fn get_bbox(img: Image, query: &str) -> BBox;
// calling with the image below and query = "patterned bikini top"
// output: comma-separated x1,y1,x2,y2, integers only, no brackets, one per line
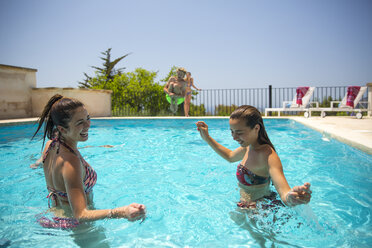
43,138,97,207
236,163,270,186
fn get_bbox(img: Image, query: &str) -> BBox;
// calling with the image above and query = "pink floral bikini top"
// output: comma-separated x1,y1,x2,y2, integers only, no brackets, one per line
43,138,97,207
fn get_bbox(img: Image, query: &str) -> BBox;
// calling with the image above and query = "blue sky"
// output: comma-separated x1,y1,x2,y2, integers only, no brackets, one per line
1,0,371,89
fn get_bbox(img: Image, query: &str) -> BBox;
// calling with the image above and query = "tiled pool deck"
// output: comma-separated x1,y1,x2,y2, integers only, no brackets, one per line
1,116,371,155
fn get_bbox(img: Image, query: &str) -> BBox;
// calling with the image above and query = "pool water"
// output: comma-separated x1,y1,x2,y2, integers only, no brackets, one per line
0,119,371,247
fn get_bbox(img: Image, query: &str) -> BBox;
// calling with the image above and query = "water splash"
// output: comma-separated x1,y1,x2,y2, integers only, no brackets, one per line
293,204,323,231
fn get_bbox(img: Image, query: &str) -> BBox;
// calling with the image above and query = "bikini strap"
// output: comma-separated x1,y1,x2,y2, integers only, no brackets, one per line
42,138,78,163
58,140,78,156
42,138,59,163
59,140,90,169
46,190,57,208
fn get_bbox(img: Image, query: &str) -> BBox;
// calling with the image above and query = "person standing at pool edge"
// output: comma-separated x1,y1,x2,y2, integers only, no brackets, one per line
163,67,187,113
196,105,311,208
32,94,146,226
184,71,201,117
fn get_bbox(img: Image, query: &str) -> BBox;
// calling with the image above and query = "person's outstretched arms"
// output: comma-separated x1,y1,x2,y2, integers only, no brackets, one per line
191,78,201,91
267,148,312,207
62,155,146,221
196,121,246,162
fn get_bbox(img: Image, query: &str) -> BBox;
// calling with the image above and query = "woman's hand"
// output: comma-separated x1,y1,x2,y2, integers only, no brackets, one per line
126,203,146,222
113,203,146,222
285,182,312,206
196,121,210,141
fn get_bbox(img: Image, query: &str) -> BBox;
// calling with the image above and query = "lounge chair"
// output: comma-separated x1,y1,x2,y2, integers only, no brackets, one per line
265,87,318,117
309,86,368,119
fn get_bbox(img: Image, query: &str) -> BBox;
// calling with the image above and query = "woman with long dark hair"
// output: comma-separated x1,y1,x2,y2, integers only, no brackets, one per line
33,94,146,228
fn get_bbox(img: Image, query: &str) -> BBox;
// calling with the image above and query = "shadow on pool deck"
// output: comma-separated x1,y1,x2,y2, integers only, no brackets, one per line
1,116,372,155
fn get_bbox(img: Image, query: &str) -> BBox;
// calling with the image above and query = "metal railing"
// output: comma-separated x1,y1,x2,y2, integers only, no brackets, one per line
112,85,369,116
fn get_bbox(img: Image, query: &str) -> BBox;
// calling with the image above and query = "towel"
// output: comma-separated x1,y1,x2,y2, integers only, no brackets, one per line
296,87,309,105
346,86,360,108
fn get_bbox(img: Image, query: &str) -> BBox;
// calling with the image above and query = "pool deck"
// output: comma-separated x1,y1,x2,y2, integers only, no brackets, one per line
1,116,371,155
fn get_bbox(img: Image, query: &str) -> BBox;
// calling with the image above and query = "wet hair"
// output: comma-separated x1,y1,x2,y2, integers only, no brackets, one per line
230,105,275,151
32,94,84,148
176,67,187,74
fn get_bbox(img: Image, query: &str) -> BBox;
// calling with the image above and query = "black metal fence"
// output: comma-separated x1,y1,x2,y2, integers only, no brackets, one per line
112,85,369,116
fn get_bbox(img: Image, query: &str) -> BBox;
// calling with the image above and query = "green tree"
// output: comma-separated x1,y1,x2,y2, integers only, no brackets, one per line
160,66,178,83
79,48,130,89
190,103,206,116
215,104,238,116
89,68,169,116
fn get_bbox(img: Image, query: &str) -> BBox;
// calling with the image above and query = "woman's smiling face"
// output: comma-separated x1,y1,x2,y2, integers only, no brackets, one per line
229,118,258,147
61,106,91,143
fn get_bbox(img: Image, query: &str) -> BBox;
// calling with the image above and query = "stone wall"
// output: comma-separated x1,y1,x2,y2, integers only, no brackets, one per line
0,64,37,119
0,64,112,119
31,88,112,117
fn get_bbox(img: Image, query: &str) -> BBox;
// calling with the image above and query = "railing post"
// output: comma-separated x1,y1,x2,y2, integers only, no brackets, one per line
269,85,272,108
268,85,272,116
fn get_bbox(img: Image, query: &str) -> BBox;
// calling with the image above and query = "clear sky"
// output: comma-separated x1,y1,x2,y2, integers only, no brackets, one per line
1,0,371,89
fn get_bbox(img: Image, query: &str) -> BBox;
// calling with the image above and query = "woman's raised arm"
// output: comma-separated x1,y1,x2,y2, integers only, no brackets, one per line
196,121,246,162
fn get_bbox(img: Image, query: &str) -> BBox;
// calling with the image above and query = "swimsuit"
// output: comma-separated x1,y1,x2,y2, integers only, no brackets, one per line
236,163,270,186
237,192,285,210
37,216,80,229
38,138,97,229
42,138,97,208
186,81,192,96
235,164,284,210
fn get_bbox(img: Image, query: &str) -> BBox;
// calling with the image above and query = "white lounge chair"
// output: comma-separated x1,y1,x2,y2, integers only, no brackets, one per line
265,87,318,117
309,86,368,119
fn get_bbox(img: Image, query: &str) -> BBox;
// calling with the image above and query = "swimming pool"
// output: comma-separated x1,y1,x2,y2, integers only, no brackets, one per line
0,119,371,247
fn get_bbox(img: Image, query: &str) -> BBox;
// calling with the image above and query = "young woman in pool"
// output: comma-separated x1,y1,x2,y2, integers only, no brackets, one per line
196,105,311,209
32,94,146,227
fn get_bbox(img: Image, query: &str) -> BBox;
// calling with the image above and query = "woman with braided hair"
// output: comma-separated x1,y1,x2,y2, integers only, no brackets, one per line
32,94,146,228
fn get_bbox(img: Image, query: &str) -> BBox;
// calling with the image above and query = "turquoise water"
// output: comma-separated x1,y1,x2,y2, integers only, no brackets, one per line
0,119,371,248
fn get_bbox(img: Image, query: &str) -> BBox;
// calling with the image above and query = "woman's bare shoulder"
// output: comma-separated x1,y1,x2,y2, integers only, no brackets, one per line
258,144,277,156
